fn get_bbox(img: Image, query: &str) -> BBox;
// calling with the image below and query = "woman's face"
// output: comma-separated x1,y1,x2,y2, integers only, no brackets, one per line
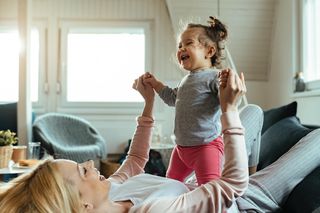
55,159,110,208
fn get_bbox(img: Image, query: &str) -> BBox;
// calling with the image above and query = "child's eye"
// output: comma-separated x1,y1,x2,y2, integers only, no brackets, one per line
186,41,193,45
83,167,87,174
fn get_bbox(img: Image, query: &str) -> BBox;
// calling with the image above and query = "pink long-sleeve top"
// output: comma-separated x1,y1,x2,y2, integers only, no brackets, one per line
108,112,248,213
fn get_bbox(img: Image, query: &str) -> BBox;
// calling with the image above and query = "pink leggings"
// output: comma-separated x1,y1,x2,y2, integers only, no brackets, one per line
166,136,224,185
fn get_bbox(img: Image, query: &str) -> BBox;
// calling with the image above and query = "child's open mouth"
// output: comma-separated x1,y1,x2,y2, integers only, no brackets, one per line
181,54,190,61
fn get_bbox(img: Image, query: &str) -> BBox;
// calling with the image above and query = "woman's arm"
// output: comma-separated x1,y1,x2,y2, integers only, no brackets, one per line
108,76,155,183
132,74,155,119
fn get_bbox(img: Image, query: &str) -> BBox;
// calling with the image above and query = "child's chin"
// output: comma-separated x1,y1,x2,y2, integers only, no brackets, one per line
180,64,190,70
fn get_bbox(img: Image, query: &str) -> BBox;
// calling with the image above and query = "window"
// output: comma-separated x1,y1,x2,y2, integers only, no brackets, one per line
301,0,320,86
0,27,40,102
67,30,145,102
60,21,152,109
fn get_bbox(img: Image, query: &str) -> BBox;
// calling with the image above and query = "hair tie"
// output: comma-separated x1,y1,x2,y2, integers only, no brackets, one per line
207,16,216,27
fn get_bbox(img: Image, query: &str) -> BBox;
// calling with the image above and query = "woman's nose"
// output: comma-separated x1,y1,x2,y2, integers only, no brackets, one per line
84,159,94,167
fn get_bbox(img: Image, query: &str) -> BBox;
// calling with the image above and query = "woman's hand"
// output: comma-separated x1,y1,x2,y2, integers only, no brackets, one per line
133,75,155,118
132,75,155,103
218,68,246,113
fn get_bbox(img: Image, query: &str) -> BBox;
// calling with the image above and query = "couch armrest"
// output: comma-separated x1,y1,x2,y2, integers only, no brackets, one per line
283,166,320,213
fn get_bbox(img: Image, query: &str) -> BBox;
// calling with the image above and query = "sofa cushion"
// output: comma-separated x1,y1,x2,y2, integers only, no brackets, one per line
258,116,313,170
262,101,297,134
284,166,320,213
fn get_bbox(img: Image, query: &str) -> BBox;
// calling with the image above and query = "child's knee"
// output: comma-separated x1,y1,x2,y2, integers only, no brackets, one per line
166,171,186,182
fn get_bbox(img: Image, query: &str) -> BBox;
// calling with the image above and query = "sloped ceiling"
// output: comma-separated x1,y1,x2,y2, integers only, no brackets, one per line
165,0,276,81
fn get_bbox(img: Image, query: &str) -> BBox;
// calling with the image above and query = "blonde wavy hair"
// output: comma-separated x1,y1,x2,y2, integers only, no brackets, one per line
0,160,84,213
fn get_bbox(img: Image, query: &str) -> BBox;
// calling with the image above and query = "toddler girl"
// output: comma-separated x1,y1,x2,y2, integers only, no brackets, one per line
144,16,228,185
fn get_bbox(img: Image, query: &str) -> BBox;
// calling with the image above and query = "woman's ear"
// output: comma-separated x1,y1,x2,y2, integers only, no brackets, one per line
83,203,94,211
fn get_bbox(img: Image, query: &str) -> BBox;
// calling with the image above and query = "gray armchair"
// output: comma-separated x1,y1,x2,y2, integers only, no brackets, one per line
32,113,107,168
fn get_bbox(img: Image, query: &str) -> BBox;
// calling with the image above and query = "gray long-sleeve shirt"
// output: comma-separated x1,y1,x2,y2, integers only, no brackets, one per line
158,68,221,146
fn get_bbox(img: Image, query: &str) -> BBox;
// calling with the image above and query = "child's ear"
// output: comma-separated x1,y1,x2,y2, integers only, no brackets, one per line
206,45,216,58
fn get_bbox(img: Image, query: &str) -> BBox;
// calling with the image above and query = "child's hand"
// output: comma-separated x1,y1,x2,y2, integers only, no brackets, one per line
219,69,246,113
143,72,157,87
143,72,165,93
143,72,152,79
218,68,230,89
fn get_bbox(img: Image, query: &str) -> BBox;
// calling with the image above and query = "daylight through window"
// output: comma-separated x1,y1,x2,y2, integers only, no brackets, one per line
66,29,145,102
302,0,320,82
0,29,39,102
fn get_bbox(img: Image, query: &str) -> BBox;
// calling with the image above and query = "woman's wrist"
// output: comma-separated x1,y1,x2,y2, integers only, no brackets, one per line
144,96,154,104
221,104,238,113
142,100,154,118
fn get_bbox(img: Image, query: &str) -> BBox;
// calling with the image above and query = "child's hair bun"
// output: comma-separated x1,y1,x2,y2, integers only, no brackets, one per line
207,16,228,41
207,16,216,27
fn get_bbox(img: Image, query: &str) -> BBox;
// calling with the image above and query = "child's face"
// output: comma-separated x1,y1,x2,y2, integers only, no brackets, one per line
176,27,214,71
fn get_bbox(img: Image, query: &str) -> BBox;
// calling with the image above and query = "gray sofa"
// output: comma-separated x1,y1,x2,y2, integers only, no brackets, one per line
258,101,320,213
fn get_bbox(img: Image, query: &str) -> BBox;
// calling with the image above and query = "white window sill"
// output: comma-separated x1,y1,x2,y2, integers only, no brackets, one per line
291,89,320,98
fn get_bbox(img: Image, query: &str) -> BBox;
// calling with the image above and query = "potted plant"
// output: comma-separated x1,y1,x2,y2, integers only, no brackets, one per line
0,130,18,168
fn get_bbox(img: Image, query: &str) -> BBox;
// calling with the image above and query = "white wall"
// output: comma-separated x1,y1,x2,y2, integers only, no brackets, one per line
267,0,320,125
245,81,268,108
295,96,320,125
266,0,295,109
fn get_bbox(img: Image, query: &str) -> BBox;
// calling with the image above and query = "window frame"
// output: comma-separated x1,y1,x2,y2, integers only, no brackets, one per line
0,19,47,108
58,20,153,114
31,20,47,109
299,0,320,91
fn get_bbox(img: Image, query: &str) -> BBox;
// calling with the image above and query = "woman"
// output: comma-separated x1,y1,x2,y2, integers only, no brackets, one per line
1,70,319,213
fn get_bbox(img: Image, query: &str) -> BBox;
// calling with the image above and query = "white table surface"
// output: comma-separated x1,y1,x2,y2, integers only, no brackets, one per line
150,142,175,150
0,161,32,175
